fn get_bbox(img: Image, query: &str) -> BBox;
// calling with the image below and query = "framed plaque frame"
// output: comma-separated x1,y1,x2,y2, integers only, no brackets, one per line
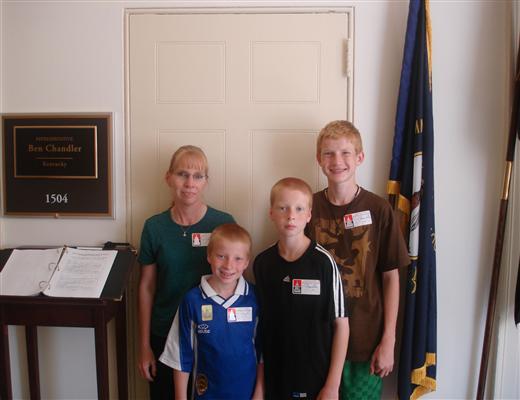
2,113,113,217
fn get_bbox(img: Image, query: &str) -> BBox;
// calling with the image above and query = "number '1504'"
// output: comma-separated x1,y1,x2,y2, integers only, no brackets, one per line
45,194,69,204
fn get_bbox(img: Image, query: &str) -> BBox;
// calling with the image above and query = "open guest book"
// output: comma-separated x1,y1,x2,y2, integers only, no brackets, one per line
0,247,117,298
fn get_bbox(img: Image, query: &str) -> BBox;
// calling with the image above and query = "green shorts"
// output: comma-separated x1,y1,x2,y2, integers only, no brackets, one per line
340,361,382,400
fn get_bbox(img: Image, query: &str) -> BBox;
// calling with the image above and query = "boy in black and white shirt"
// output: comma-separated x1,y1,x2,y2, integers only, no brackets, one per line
254,177,349,400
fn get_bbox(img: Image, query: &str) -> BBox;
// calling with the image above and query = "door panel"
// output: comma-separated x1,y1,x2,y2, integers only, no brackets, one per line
130,12,350,252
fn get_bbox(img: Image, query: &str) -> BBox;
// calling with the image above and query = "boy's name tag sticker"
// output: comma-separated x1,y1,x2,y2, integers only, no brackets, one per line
344,210,372,229
292,279,320,295
227,307,253,322
192,233,211,247
201,305,213,321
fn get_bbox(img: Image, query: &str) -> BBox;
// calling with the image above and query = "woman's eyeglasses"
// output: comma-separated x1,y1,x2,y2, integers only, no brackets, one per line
175,171,207,181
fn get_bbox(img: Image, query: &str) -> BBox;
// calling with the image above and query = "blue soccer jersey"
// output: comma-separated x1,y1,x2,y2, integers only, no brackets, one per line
160,275,260,399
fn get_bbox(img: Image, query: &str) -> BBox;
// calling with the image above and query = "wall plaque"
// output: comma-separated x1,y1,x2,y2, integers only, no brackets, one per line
2,114,112,217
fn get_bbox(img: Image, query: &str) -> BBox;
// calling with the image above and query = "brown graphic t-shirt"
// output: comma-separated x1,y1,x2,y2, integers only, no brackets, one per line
307,188,410,362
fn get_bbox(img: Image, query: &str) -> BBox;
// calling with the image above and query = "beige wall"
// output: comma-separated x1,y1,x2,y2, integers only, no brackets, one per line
0,1,514,398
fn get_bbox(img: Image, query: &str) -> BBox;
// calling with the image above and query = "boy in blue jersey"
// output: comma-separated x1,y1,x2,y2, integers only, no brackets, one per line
254,177,349,400
160,223,263,399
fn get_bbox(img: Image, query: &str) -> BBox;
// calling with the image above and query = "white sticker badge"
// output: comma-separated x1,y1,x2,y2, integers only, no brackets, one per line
227,307,253,322
343,210,372,230
192,233,211,247
292,279,320,295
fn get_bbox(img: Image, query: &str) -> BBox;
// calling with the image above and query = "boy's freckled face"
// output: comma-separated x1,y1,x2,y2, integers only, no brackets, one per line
207,239,250,286
270,188,312,238
318,137,364,185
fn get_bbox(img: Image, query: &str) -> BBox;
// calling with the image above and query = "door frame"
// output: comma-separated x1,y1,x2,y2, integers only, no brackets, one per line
123,6,354,397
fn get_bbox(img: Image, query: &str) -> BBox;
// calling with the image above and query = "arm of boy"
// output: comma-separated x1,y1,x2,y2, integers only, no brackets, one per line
174,369,190,400
160,297,196,395
138,263,157,382
317,317,349,400
370,268,399,377
252,362,265,400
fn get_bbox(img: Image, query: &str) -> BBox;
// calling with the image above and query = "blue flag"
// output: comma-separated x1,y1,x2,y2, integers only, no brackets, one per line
387,0,437,399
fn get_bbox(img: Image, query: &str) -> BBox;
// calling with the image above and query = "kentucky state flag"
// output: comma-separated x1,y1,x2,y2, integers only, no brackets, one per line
387,0,437,399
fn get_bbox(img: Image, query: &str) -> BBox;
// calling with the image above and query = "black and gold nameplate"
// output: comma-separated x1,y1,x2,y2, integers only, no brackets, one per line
2,114,112,217
14,126,98,179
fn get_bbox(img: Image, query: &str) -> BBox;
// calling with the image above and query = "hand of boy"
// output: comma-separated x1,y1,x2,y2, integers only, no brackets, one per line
138,346,157,382
317,384,339,400
369,337,395,378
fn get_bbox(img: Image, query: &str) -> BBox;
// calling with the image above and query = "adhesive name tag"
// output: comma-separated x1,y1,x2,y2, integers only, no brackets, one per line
192,233,211,247
292,279,320,295
343,210,372,229
227,307,252,322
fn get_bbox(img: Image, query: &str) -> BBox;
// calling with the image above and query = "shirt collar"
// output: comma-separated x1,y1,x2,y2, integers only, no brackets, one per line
199,274,248,308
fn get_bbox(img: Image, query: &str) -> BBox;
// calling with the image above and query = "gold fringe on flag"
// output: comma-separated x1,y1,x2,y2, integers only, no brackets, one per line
410,352,437,400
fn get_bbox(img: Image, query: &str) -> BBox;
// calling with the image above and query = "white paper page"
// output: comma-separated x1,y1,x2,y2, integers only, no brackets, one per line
43,248,117,298
0,248,63,296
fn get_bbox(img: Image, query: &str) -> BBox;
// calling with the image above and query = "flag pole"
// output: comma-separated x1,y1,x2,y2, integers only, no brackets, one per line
476,36,520,400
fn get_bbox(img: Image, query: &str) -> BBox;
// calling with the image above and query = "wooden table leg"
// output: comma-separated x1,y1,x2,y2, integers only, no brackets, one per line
115,295,128,399
0,324,12,400
94,311,109,400
25,326,40,400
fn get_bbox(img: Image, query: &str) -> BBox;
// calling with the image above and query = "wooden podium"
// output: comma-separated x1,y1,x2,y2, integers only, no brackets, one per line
0,247,135,400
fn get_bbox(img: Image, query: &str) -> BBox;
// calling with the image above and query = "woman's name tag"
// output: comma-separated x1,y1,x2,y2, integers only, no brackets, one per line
192,233,211,247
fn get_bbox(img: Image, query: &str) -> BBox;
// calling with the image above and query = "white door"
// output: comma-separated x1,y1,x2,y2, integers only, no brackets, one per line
127,10,352,397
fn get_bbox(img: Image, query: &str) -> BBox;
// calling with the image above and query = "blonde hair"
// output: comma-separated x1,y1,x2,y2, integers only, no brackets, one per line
316,120,363,156
167,145,208,176
207,223,252,257
270,177,313,208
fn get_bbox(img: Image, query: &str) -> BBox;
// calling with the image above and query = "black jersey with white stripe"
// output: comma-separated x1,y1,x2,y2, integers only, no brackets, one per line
253,240,347,399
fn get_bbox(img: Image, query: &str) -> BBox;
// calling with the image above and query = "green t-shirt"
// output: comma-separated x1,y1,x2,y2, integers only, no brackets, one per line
138,207,235,337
